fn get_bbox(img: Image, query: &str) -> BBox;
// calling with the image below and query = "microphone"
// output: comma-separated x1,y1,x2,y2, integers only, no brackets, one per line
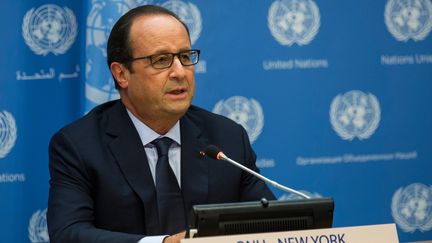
204,145,311,199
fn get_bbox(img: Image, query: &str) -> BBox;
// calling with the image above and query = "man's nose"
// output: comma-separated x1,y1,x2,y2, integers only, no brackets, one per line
169,56,186,79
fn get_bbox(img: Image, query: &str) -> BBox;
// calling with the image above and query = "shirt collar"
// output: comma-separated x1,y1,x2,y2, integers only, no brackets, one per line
126,109,181,146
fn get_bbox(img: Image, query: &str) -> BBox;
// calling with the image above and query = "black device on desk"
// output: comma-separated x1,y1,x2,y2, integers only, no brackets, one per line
187,197,334,238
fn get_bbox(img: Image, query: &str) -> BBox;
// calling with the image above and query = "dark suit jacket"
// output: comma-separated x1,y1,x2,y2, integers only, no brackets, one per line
47,100,275,243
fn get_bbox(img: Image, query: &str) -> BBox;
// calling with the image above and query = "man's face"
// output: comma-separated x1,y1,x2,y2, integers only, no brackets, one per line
119,14,195,124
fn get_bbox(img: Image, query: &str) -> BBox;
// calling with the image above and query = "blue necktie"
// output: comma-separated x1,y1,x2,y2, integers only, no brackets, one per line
152,137,186,234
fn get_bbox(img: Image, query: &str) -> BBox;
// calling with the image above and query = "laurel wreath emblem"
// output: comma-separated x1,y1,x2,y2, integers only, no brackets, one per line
0,111,17,159
28,209,49,243
187,2,202,45
384,0,432,42
330,91,380,141
22,5,78,56
162,0,202,45
268,0,320,46
213,96,264,144
391,184,432,233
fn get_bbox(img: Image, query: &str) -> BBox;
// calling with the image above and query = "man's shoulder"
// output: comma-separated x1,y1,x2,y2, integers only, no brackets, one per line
56,100,120,136
185,105,242,130
187,105,229,122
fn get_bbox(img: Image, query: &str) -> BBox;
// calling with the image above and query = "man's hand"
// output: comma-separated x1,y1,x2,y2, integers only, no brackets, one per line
163,231,186,243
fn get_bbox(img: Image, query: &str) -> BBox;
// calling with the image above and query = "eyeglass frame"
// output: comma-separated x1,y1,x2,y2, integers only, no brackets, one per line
124,49,201,69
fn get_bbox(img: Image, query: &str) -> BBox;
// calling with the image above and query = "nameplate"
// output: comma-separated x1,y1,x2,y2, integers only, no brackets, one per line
182,223,399,243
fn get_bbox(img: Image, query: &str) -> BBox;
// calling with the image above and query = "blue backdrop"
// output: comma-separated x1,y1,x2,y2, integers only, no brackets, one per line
1,0,431,242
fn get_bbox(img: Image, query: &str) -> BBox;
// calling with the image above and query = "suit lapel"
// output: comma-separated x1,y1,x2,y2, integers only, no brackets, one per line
180,112,209,221
105,101,160,234
105,102,210,232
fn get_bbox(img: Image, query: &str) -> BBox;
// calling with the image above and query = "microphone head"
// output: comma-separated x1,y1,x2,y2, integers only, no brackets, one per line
204,145,222,160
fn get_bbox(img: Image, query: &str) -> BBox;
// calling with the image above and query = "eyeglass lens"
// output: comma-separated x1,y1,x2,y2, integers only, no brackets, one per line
151,50,199,69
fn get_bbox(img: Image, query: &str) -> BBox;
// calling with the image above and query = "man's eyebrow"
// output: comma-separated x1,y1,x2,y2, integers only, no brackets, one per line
148,47,193,55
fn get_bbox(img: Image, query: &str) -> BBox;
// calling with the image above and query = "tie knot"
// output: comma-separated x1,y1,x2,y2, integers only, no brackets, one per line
152,137,173,157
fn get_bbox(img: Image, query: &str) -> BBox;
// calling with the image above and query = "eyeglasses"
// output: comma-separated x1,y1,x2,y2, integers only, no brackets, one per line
126,49,200,69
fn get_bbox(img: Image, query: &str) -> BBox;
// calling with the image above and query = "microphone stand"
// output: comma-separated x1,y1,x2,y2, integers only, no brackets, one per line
218,153,311,199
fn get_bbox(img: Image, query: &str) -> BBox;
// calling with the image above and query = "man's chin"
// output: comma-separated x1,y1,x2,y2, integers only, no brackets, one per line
165,103,191,117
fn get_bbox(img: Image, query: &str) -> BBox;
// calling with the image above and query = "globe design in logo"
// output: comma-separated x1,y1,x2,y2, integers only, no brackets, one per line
28,209,49,243
330,90,381,141
268,0,320,46
85,1,152,110
0,111,17,159
213,96,264,144
22,4,77,56
162,0,202,45
385,0,432,41
392,183,432,233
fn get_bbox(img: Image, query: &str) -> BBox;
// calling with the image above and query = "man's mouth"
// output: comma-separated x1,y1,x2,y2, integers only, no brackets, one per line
166,88,188,99
169,89,185,95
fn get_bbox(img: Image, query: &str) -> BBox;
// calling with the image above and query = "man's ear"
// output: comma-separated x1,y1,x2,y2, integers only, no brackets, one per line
110,62,129,89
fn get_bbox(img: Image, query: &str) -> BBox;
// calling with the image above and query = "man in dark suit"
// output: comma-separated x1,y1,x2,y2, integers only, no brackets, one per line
47,5,275,243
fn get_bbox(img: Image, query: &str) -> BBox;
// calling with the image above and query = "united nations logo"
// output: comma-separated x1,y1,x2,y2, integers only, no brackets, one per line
22,4,77,56
28,208,49,243
391,183,432,233
162,0,202,45
268,0,320,46
213,96,264,144
85,1,152,109
385,0,432,42
330,90,380,141
0,111,17,159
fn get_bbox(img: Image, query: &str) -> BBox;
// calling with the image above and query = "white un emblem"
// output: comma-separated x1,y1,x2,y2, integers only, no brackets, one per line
213,96,264,144
22,4,77,56
85,1,152,107
0,111,17,159
162,0,202,45
385,0,432,42
28,209,49,243
391,183,432,233
330,90,381,141
268,0,320,46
